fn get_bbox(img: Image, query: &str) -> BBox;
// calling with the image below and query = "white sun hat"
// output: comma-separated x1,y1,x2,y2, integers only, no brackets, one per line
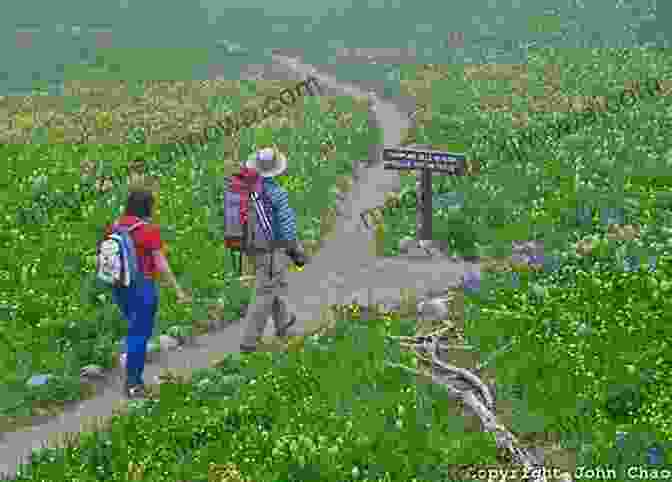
245,146,288,177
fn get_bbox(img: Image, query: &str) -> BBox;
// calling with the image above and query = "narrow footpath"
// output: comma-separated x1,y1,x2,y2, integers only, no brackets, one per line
0,53,470,479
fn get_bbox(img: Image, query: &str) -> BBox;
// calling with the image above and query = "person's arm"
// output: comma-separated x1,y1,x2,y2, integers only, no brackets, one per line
142,224,188,300
270,183,306,266
273,189,297,242
153,250,187,298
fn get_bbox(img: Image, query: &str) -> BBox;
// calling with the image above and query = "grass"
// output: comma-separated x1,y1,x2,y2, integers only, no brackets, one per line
391,48,672,263
375,47,672,466
5,313,503,482
3,47,672,479
0,83,372,435
6,293,668,480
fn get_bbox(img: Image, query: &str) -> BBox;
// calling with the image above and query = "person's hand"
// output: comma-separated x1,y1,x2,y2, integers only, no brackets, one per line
287,248,307,268
176,290,192,304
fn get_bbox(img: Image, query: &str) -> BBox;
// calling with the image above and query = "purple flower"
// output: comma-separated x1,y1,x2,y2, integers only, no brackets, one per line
511,240,546,270
462,270,481,294
623,255,637,272
529,252,545,267
601,206,625,226
615,431,628,449
648,445,664,466
648,255,658,272
615,432,664,466
509,272,520,289
576,204,593,227
26,374,53,387
622,255,658,273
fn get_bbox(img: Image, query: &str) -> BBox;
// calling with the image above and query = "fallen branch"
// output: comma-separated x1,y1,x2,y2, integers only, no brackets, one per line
385,333,552,482
426,338,495,410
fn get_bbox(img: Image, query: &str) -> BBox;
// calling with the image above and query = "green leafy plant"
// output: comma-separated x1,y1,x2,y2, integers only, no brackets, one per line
0,93,368,429
8,317,499,481
4,49,672,480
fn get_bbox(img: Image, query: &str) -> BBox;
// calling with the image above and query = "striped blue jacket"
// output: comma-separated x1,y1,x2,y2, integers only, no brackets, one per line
262,177,297,241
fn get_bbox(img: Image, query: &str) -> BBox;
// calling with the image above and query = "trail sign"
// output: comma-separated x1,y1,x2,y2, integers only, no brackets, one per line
383,146,466,174
383,145,467,241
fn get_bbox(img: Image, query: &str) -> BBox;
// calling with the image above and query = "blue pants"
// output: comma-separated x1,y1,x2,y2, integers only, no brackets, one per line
112,277,158,386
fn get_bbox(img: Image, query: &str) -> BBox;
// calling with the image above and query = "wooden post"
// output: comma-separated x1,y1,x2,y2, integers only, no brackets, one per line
421,167,432,241
416,170,423,241
384,145,466,243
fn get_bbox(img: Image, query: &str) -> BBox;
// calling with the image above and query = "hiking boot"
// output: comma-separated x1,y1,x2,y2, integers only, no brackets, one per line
125,383,147,399
275,314,297,337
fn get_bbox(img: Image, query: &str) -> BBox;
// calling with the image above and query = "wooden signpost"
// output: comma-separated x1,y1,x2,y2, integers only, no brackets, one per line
383,145,467,241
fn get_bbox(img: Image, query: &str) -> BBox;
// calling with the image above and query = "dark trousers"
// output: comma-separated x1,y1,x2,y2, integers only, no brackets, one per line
112,276,158,386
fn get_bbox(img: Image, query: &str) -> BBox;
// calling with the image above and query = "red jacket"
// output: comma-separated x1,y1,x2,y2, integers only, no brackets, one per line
104,215,163,279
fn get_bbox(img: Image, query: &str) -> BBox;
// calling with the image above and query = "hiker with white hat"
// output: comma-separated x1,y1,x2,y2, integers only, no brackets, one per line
232,144,307,351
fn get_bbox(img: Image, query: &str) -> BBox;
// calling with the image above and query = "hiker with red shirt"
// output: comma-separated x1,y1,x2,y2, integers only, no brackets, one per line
104,186,191,398
104,215,163,279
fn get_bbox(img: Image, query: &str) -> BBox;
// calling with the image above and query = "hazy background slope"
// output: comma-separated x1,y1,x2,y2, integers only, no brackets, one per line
1,0,662,97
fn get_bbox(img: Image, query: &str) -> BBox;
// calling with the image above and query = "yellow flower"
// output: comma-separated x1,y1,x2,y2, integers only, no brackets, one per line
14,113,34,130
48,126,67,143
208,462,249,482
95,111,114,130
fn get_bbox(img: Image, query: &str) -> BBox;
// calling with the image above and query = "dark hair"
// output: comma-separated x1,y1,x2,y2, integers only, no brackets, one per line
124,188,154,219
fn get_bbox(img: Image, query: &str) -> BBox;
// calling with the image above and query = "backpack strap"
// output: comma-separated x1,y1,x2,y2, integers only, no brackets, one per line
251,191,273,240
112,220,146,233
127,221,146,232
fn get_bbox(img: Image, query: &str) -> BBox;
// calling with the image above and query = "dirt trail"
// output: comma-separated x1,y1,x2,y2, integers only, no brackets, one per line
0,53,471,480
267,54,469,332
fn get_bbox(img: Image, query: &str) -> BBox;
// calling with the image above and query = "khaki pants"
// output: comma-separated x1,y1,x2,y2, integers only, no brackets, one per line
241,250,293,347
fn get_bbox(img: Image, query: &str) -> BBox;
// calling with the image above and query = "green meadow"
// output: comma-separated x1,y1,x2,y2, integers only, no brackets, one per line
1,48,671,480
0,90,372,438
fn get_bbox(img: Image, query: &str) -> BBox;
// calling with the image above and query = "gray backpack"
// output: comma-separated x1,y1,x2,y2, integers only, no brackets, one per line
96,221,146,288
223,170,274,256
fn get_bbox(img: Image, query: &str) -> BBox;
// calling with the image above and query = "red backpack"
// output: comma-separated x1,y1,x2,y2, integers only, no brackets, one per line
223,167,274,253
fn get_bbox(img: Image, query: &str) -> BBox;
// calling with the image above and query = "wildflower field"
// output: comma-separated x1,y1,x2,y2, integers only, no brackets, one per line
7,313,505,482
379,48,672,469
2,48,672,481
0,85,372,436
